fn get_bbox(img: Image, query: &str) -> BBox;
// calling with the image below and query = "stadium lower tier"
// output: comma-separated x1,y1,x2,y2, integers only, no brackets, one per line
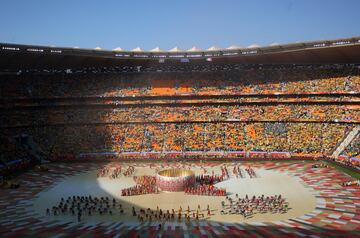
2,122,355,157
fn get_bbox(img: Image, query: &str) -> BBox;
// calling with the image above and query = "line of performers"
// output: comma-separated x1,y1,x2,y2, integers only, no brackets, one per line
133,205,212,222
97,165,135,179
221,194,288,218
97,165,122,179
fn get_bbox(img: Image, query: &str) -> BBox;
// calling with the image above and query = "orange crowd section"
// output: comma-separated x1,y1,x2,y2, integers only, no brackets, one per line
2,123,354,158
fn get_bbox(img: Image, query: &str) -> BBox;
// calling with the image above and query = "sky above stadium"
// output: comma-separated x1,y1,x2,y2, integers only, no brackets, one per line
1,0,360,50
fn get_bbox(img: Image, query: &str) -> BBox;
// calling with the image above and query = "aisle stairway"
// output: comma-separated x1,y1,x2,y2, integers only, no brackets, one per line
332,126,360,156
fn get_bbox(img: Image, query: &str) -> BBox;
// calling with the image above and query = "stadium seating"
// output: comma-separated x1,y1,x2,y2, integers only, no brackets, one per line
1,64,359,162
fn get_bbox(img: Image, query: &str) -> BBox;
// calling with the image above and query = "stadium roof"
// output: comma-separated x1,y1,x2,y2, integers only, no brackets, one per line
112,47,124,52
247,44,261,48
169,47,183,52
227,45,242,50
207,46,222,51
0,36,360,69
187,46,203,52
150,47,164,52
131,47,144,52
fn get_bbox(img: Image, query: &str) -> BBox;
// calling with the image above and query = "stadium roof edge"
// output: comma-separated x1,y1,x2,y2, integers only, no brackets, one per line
1,36,359,55
1,36,360,68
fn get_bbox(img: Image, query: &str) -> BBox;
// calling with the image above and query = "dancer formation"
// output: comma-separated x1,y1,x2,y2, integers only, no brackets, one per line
45,164,290,222
45,193,290,222
45,195,217,223
45,195,125,222
114,164,261,197
121,176,159,196
119,165,257,197
120,166,229,196
221,194,289,218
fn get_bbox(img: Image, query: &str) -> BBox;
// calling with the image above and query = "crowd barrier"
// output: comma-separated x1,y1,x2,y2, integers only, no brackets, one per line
49,151,308,162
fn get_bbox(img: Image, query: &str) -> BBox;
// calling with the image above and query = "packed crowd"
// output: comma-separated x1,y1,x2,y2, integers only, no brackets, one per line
184,184,226,196
3,104,358,128
133,175,157,187
2,123,355,158
220,194,289,218
195,174,224,185
121,184,159,196
1,64,358,170
121,175,158,196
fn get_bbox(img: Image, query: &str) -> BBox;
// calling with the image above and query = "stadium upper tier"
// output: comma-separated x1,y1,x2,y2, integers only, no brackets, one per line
0,36,360,69
1,65,359,99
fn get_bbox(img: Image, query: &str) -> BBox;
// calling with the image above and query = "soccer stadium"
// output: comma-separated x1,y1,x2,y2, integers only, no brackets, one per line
0,1,360,238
